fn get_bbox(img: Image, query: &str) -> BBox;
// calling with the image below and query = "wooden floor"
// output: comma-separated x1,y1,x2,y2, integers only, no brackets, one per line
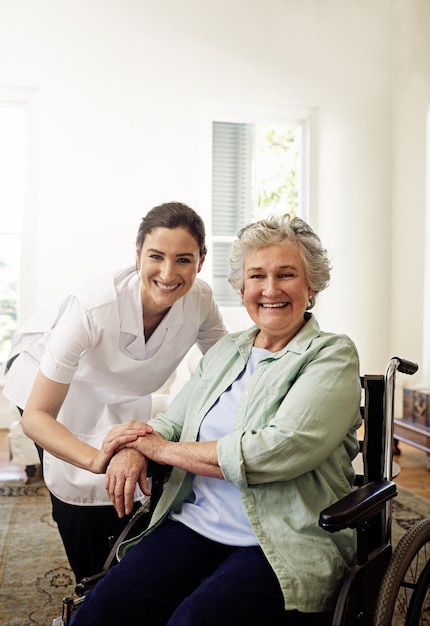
392,441,430,500
0,428,428,500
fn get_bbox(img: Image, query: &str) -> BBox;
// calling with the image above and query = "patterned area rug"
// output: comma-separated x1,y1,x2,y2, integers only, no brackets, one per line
0,481,74,626
0,480,429,626
392,484,430,545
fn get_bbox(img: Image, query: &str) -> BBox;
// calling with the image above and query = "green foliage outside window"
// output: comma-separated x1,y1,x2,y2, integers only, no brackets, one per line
254,124,300,219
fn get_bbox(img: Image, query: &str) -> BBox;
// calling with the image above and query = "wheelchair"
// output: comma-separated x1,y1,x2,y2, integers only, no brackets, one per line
53,356,429,626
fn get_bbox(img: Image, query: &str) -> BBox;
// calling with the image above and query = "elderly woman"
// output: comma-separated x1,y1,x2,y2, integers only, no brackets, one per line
72,214,362,626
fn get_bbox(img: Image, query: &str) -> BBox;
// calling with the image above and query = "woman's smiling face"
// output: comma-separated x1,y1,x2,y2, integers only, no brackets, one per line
241,242,314,348
138,227,204,314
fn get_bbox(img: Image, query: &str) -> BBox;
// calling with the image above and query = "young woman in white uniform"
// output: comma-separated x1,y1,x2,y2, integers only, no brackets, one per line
3,201,226,582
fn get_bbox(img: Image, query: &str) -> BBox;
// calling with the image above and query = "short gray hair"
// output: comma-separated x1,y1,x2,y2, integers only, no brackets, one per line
228,213,331,309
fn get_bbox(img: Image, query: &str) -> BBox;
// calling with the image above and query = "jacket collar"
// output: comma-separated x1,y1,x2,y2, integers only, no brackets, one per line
233,312,320,359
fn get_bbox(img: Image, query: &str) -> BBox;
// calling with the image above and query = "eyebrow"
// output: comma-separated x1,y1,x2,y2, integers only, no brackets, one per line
147,248,195,258
246,264,298,273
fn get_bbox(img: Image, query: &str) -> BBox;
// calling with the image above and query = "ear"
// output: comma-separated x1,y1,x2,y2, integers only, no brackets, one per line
197,252,206,273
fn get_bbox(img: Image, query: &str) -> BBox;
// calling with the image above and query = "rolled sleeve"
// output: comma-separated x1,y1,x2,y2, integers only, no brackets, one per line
217,431,248,488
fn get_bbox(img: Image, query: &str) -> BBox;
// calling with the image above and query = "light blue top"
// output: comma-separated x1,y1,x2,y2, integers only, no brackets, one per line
118,313,362,612
170,346,271,545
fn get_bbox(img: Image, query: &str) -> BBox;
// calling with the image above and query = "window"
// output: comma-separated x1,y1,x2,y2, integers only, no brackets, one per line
0,90,36,369
0,105,26,366
209,105,314,306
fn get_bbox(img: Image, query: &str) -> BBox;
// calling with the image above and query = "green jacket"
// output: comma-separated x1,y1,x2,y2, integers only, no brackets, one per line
118,314,362,612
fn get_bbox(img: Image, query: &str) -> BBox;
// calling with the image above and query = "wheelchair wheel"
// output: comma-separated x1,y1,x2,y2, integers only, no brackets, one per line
373,518,430,626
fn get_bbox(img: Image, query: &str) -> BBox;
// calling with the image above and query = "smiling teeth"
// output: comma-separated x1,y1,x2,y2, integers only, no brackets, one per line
262,303,287,308
156,282,178,291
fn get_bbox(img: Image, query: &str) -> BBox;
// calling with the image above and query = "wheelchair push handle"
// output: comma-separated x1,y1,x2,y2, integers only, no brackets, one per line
392,357,419,376
384,356,419,482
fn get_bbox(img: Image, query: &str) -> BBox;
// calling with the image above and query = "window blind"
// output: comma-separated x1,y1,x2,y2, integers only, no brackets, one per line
211,122,252,305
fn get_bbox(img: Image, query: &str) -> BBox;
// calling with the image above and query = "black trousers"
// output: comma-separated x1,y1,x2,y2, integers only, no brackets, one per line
50,492,142,583
16,404,141,583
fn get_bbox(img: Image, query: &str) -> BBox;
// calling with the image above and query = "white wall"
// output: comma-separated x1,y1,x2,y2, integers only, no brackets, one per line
0,0,428,386
390,0,430,385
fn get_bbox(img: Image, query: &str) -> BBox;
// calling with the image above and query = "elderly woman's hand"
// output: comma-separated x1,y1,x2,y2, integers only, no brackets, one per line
123,430,168,463
87,422,150,477
96,421,153,516
105,448,151,518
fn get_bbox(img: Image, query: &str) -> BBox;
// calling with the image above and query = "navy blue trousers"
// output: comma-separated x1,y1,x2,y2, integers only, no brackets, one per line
70,519,333,626
71,519,290,625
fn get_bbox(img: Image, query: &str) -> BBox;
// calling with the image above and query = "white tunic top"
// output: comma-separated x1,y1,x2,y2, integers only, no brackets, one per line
3,266,226,505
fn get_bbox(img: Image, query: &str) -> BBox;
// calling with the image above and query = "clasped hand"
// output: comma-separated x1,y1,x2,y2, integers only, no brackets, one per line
101,421,166,518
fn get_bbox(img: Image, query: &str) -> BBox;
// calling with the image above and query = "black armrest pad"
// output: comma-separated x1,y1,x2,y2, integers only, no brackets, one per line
147,460,172,478
319,480,397,532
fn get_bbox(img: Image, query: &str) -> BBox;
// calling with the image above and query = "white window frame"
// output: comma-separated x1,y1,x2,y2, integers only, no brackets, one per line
198,101,318,327
0,87,38,332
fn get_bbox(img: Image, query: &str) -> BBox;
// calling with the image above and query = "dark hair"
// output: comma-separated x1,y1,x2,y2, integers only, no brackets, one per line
136,202,207,257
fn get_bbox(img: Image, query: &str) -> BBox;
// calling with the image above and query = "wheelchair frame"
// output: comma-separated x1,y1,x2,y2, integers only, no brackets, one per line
54,357,429,626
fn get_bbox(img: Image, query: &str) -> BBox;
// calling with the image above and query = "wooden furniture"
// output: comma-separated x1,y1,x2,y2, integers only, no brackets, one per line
394,387,430,472
393,418,430,471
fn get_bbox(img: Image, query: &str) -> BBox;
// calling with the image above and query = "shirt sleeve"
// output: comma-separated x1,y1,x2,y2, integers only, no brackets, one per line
40,295,93,384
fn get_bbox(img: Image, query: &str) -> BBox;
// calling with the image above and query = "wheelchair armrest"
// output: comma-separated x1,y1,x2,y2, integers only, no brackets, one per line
319,480,397,532
147,460,173,479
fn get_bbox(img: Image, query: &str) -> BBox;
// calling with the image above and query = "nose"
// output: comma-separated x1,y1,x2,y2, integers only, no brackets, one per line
159,259,175,282
262,276,281,296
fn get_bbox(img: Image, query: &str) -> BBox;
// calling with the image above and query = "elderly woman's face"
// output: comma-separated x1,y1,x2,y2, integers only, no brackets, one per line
241,242,314,345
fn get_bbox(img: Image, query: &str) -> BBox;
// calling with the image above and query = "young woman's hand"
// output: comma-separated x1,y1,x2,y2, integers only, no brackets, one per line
102,420,153,450
90,421,153,476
